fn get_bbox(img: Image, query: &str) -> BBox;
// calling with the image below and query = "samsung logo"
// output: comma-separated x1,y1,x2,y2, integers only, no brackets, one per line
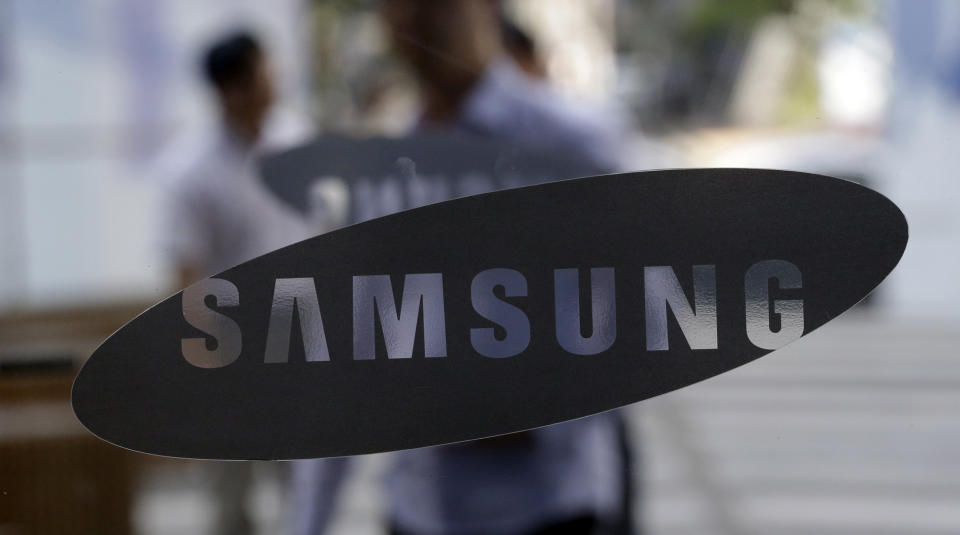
73,170,907,460
181,259,803,369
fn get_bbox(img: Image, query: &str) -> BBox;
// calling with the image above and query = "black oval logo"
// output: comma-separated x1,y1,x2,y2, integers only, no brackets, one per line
72,169,907,460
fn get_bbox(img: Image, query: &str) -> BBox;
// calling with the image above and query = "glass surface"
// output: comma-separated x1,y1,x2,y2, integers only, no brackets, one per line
1,1,958,534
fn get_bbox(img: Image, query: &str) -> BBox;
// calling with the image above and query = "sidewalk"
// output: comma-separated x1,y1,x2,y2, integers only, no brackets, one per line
637,313,960,535
135,313,960,535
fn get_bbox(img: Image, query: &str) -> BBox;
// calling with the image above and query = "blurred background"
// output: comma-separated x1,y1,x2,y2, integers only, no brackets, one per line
1,0,958,533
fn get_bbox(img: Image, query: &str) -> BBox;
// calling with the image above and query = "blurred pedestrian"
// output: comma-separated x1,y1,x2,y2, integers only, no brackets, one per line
158,30,310,535
290,2,634,535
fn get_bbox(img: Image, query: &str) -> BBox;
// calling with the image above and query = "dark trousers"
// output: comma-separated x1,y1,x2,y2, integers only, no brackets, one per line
390,416,639,535
390,514,597,535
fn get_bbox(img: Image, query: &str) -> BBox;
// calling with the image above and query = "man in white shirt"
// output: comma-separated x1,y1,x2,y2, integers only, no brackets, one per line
158,31,310,535
160,31,309,287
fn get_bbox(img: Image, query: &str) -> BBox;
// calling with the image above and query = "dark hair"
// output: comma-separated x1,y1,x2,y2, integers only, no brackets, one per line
501,18,535,56
201,31,262,91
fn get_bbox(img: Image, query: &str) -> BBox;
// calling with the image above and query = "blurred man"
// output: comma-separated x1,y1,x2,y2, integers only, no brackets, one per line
161,31,308,287
379,0,619,168
159,30,309,535
291,2,633,535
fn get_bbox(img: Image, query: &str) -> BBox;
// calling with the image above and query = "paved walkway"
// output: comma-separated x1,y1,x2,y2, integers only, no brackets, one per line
636,313,960,535
137,313,960,535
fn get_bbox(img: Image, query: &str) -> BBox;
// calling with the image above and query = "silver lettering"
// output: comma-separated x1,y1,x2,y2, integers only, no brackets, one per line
353,274,447,360
745,260,804,349
645,265,718,351
264,278,330,363
554,268,617,355
470,269,530,358
181,278,242,368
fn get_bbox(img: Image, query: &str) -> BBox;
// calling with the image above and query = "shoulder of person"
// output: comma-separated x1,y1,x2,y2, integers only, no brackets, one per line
474,60,625,169
502,61,621,135
152,125,219,177
154,130,230,198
